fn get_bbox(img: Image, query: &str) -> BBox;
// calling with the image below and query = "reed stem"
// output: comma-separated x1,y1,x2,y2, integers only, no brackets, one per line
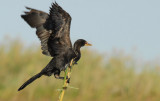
58,59,73,101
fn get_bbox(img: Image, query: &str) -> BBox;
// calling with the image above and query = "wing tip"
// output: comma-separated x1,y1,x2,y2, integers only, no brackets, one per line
25,6,31,10
21,6,32,16
51,1,60,9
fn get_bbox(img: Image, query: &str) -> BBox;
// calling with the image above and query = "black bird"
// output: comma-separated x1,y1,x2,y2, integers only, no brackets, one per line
18,2,91,91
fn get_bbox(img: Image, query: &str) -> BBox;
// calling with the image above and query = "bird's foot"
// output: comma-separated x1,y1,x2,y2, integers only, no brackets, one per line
67,78,70,83
74,62,78,65
66,76,69,79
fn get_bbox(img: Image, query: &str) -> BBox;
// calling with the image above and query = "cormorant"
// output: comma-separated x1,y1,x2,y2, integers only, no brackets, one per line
18,2,91,91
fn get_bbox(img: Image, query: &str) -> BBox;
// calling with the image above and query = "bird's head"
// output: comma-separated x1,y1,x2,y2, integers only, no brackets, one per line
74,39,92,51
73,39,92,63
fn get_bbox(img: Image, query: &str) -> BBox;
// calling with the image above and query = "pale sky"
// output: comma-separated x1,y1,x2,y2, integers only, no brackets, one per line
0,0,160,61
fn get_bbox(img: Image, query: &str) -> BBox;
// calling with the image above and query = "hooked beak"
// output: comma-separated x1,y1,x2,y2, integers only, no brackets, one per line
85,42,92,46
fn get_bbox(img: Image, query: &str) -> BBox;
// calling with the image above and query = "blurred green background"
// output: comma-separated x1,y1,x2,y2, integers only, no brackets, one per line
1,38,160,101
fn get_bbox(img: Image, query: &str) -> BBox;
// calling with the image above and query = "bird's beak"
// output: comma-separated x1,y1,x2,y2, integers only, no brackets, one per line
85,42,92,46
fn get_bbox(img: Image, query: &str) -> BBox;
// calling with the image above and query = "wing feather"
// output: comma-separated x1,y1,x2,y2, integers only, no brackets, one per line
21,7,51,56
44,2,72,56
21,2,72,57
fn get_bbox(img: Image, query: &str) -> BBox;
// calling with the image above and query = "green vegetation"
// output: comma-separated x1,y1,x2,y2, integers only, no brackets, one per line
1,39,160,101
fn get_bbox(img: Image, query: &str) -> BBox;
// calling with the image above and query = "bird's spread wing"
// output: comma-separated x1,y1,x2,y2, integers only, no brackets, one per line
44,3,72,56
21,7,51,56
21,2,72,57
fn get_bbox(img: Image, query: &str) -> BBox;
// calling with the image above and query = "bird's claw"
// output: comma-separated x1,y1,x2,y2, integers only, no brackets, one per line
67,78,70,83
66,76,69,79
74,62,78,65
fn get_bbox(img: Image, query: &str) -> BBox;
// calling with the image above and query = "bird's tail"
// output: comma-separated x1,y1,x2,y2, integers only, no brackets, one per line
18,72,43,91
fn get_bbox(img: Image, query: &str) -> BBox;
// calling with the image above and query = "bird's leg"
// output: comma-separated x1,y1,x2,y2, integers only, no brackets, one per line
54,58,74,82
74,62,78,65
54,74,64,80
54,74,69,79
54,70,64,80
54,74,70,82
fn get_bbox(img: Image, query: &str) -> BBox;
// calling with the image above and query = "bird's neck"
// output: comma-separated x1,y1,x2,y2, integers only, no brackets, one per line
73,45,81,62
74,45,81,55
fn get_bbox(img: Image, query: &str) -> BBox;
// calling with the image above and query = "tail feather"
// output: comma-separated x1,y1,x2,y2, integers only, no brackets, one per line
18,73,42,91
